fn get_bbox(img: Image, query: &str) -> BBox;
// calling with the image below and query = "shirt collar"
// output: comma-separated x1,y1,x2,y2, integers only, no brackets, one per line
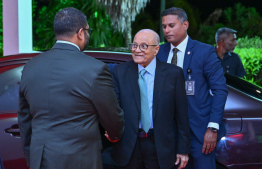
56,40,80,51
170,35,188,53
138,57,156,75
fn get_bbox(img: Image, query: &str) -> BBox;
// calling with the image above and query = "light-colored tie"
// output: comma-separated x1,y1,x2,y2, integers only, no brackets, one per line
171,48,179,65
138,69,151,133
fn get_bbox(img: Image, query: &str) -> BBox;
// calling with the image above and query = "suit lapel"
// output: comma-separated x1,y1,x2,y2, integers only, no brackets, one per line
183,37,194,78
152,59,167,118
128,61,141,113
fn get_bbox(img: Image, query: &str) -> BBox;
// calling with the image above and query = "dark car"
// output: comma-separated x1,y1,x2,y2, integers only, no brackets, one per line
0,52,262,169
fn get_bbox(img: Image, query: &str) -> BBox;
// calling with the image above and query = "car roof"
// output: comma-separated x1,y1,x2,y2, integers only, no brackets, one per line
1,51,262,101
0,51,132,73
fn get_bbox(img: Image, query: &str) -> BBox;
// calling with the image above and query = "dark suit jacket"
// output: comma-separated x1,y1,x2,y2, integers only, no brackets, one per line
18,43,124,169
111,59,190,169
156,37,228,143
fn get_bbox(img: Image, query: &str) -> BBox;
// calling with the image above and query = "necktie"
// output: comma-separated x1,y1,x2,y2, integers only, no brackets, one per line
171,48,179,65
138,69,151,133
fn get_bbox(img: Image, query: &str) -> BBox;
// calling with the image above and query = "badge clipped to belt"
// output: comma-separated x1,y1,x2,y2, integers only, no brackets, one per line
185,68,195,95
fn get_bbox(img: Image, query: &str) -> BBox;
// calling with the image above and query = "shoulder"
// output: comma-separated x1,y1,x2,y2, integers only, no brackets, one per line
158,42,170,52
157,59,183,73
189,39,217,62
114,60,134,70
190,39,215,51
230,52,241,59
159,42,170,48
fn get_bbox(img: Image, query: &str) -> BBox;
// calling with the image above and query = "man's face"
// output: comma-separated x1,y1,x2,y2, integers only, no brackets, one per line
132,32,159,68
223,33,237,52
162,15,188,47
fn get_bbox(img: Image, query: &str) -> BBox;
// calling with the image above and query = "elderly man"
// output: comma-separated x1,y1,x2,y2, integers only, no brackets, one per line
215,27,246,77
109,29,190,169
156,7,228,169
18,7,124,169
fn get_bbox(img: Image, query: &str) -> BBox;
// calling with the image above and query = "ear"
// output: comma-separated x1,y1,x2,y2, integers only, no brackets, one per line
76,28,85,40
217,41,223,47
183,21,189,31
154,45,160,56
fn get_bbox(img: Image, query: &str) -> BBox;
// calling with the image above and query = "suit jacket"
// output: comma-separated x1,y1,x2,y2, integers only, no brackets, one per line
111,59,190,169
156,37,228,143
18,43,124,169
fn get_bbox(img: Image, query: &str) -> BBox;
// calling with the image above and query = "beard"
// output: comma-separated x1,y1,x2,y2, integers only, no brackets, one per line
82,32,89,51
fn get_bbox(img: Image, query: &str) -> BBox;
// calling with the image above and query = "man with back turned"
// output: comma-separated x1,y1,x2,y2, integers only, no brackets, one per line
18,7,124,169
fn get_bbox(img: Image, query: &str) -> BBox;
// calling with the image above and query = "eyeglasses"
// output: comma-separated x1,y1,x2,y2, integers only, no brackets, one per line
83,28,92,35
129,43,158,52
76,28,92,35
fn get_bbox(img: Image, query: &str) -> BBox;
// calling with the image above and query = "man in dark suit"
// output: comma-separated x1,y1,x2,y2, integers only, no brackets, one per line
0,155,3,169
18,7,124,169
156,7,228,169
109,29,190,169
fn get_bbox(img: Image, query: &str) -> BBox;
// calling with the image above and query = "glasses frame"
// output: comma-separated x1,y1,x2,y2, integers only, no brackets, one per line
129,43,158,52
76,28,92,35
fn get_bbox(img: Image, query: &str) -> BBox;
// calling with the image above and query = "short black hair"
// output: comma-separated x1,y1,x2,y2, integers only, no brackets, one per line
215,27,237,43
54,7,88,38
161,7,188,23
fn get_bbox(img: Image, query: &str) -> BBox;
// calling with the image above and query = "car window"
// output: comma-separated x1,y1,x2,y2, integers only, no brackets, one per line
0,66,23,113
225,73,262,100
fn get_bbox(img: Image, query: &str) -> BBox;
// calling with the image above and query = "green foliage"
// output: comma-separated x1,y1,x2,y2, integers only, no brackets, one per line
33,0,125,50
197,23,224,45
234,36,262,86
237,36,262,49
234,47,262,86
198,3,262,45
223,3,262,38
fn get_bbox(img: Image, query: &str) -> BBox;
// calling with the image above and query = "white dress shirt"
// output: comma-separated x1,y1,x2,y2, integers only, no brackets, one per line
167,35,189,69
56,40,80,51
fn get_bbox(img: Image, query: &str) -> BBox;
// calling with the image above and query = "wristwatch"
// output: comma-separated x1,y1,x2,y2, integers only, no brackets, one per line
208,127,218,132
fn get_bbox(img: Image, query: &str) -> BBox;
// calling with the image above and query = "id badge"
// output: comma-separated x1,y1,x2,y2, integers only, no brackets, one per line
185,81,195,95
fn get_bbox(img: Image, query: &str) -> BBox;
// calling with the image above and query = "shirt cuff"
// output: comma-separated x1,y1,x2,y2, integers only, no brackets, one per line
207,122,219,130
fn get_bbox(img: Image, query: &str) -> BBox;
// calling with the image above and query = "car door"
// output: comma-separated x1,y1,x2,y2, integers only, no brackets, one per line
0,65,29,169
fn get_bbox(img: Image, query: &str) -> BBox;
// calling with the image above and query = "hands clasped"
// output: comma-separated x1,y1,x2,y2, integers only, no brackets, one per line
104,131,120,143
175,154,189,169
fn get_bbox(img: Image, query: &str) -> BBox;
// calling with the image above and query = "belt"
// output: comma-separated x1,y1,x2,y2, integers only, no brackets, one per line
138,129,154,138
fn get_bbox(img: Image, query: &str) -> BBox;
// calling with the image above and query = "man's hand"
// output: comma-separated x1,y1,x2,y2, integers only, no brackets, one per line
202,129,217,154
104,131,119,143
175,154,189,169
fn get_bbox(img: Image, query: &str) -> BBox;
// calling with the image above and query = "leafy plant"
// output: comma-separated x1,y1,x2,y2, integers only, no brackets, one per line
234,47,262,86
237,36,262,49
198,3,262,45
33,0,125,51
223,3,262,38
